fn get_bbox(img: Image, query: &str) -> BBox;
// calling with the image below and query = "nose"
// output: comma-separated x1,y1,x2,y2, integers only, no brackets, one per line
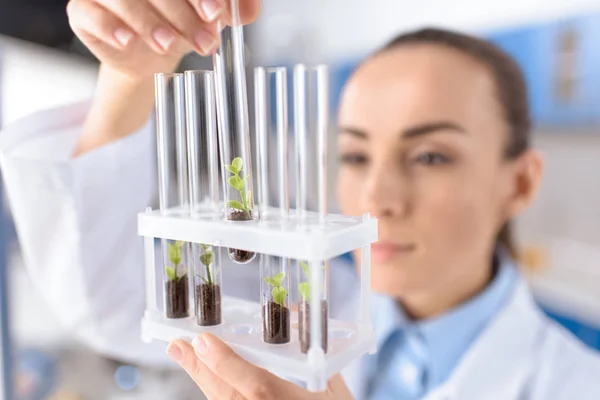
363,162,409,219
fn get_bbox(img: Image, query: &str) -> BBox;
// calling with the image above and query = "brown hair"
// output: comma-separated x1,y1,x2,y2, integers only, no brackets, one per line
376,27,531,258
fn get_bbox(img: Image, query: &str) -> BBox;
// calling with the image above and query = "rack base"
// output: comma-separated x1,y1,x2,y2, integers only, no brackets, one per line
141,296,376,391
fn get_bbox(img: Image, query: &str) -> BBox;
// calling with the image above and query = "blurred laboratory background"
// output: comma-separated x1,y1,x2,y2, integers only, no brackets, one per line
2,0,600,398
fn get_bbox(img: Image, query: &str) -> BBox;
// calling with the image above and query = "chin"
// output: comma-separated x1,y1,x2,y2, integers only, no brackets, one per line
369,263,414,297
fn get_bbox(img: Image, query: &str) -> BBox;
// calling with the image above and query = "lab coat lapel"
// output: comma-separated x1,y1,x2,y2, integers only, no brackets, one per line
424,279,546,400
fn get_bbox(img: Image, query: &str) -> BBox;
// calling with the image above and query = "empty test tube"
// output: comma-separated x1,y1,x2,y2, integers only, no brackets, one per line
155,73,190,319
255,67,291,344
255,67,290,216
185,70,222,326
293,65,330,353
294,64,329,222
214,0,256,264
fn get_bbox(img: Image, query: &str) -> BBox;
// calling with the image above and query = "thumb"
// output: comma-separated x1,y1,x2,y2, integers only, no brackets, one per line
324,374,353,398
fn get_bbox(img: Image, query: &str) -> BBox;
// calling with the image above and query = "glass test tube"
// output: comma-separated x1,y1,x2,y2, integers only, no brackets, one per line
185,70,222,326
255,67,291,344
213,0,256,264
294,65,330,353
155,73,190,319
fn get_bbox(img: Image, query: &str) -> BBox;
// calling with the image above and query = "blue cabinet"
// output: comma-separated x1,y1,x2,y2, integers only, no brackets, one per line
488,14,600,128
330,12,600,129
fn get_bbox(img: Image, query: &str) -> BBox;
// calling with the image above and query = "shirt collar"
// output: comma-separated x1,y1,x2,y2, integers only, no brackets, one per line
370,246,519,386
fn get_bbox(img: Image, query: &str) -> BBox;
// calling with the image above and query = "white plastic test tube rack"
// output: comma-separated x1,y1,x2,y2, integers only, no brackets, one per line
139,208,378,390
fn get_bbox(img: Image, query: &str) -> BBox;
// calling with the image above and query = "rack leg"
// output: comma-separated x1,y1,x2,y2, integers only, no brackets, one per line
306,374,326,392
144,228,157,313
360,242,371,325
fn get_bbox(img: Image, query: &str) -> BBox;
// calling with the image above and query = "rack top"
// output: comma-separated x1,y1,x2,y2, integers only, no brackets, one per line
138,206,377,261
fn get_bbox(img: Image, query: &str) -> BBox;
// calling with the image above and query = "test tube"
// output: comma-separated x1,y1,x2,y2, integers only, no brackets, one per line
255,66,291,344
213,0,256,264
185,70,222,326
155,73,190,319
294,65,330,353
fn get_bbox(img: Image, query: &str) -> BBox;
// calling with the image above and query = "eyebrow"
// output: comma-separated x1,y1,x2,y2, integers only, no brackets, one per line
339,121,467,139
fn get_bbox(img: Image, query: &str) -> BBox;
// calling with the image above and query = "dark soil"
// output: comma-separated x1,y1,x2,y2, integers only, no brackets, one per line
165,276,189,319
228,209,252,221
196,283,222,326
227,209,255,263
262,301,290,344
299,300,328,353
228,248,256,263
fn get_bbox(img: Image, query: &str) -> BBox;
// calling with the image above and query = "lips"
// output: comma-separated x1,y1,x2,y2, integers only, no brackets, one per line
371,241,416,263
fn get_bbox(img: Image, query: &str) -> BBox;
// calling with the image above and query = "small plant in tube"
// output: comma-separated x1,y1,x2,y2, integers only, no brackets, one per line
298,261,325,301
198,244,217,285
298,261,311,301
225,157,252,219
298,261,328,353
264,271,287,306
165,241,187,282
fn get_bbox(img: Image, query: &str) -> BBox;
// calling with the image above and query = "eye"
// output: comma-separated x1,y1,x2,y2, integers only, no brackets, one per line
414,152,451,166
340,153,369,165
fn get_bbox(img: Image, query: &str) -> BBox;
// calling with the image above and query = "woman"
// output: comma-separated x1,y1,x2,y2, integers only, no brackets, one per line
1,1,599,399
164,28,600,399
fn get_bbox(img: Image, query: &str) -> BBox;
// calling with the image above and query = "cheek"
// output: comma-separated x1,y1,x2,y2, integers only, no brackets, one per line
336,169,364,216
416,170,498,253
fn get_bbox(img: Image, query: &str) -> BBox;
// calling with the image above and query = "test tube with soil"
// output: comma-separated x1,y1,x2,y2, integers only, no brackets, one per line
213,1,256,264
184,70,222,326
155,72,190,319
294,65,330,352
194,244,222,326
261,255,291,344
255,66,291,344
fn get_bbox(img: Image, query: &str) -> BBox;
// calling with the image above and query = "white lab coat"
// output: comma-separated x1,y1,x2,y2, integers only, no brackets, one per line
1,102,600,399
341,277,600,399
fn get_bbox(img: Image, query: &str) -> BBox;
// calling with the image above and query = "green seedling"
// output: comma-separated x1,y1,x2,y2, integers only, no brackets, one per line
165,241,187,282
264,271,287,307
198,244,217,286
298,261,325,301
225,157,252,217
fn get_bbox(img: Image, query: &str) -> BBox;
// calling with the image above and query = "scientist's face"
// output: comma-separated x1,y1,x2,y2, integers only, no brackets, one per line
337,44,539,304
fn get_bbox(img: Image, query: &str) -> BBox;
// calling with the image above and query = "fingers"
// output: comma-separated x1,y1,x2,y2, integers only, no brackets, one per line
236,0,262,25
94,0,183,54
68,0,260,59
170,334,347,400
187,0,226,23
67,0,134,50
191,333,296,400
148,0,220,54
219,0,262,26
167,340,244,400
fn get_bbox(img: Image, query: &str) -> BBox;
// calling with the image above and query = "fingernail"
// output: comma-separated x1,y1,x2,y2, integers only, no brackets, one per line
114,28,134,47
195,29,217,53
192,335,208,356
201,0,223,22
167,343,183,363
153,27,175,51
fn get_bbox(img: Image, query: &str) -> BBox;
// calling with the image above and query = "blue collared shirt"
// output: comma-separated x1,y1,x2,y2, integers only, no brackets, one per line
363,250,518,399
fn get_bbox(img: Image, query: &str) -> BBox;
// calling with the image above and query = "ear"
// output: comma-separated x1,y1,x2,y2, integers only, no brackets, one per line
503,149,544,219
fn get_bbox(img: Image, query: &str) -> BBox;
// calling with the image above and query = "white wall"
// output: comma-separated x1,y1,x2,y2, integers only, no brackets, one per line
254,0,600,63
517,131,600,245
